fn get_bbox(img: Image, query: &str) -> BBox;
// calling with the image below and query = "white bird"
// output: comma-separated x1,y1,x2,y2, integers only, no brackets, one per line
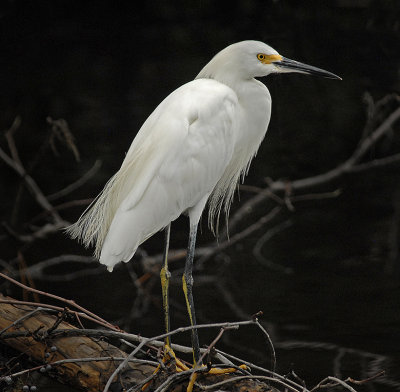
67,40,340,367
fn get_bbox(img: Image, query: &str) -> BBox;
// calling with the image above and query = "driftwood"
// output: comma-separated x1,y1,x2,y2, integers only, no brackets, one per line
0,293,275,392
0,293,154,391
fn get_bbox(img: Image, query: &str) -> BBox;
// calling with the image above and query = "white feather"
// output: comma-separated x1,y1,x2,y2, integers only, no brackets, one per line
67,40,276,269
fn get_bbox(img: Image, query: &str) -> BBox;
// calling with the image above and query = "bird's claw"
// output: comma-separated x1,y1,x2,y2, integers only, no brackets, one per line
142,345,247,392
163,344,190,372
141,345,189,390
186,364,248,392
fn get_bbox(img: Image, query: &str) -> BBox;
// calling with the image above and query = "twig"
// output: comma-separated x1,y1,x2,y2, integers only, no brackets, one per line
349,105,400,166
238,184,285,204
46,160,102,201
0,300,115,331
2,220,67,243
0,308,49,335
17,251,40,302
0,137,64,225
102,319,256,392
252,219,293,274
47,308,69,334
0,300,70,315
123,262,151,329
152,369,195,392
254,317,276,374
29,199,93,225
274,105,400,193
1,356,159,381
0,320,253,352
46,117,80,162
222,104,400,242
200,374,301,392
199,326,231,365
4,116,23,166
348,152,400,173
289,189,342,202
346,370,385,385
6,254,101,281
0,272,118,330
311,376,357,392
198,206,283,267
214,348,310,392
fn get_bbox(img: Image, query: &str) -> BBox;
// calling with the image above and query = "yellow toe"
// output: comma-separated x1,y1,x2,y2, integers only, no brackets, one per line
185,363,247,391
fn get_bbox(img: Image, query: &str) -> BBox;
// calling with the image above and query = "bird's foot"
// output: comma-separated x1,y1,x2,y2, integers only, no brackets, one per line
186,363,248,392
163,344,190,372
141,344,189,390
142,346,247,392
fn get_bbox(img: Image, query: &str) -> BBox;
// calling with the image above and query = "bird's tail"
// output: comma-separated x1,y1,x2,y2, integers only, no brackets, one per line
65,172,122,260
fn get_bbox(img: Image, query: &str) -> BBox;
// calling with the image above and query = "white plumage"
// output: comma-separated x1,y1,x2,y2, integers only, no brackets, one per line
67,40,340,272
67,41,340,370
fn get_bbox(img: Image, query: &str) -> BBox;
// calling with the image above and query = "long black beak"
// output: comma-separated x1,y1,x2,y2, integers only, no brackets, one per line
275,57,342,80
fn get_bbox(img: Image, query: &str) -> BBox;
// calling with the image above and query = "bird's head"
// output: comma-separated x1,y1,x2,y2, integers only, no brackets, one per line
197,40,341,84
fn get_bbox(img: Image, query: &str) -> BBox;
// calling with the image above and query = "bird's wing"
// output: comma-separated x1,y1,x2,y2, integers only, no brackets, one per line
99,78,239,268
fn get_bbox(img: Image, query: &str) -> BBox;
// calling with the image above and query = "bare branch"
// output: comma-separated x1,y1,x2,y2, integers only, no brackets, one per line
0,308,47,335
46,117,80,162
0,272,118,330
347,152,400,173
46,160,102,201
220,103,400,244
198,206,283,266
311,376,358,392
0,141,64,225
252,219,293,273
200,375,301,392
6,254,100,281
253,317,276,374
4,356,159,381
4,116,23,166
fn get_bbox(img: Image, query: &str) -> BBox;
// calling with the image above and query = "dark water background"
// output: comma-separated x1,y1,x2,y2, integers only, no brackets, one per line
1,1,400,391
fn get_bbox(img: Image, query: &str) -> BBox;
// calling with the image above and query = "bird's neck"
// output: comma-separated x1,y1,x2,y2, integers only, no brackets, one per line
196,59,272,143
196,54,250,91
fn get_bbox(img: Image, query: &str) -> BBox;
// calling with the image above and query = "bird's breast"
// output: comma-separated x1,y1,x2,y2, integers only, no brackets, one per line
234,80,272,153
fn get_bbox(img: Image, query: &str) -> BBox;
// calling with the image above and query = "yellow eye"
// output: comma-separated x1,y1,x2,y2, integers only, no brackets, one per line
257,53,283,64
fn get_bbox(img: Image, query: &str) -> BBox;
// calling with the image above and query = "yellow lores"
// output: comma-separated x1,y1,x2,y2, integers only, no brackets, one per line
257,53,283,64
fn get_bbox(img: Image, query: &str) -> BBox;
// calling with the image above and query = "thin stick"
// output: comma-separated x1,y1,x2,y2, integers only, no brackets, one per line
0,308,48,335
254,318,276,374
346,370,385,385
0,299,115,331
198,206,282,266
311,376,358,392
214,349,310,392
102,320,254,392
4,116,23,166
199,326,231,365
46,160,102,201
1,356,159,381
222,104,400,241
0,142,64,224
0,272,118,330
153,369,195,392
200,374,302,392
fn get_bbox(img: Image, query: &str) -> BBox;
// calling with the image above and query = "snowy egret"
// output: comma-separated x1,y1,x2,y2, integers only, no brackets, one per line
67,40,340,372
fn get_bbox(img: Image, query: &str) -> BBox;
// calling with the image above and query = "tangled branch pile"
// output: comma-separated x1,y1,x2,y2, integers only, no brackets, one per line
0,278,383,392
1,95,399,390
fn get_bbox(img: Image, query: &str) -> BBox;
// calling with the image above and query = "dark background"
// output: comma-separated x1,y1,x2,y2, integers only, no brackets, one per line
1,1,400,391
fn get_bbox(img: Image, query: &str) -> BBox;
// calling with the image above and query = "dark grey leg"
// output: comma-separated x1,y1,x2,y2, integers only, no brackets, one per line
182,223,201,365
